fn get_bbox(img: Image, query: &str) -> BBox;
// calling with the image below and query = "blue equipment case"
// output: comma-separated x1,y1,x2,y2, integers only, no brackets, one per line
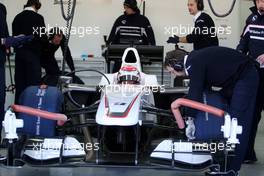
18,85,64,137
194,91,228,141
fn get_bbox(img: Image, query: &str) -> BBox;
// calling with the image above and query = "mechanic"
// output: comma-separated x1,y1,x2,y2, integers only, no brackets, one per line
107,0,156,72
165,44,189,86
167,0,219,50
0,2,9,149
12,0,46,103
0,2,34,133
236,0,264,163
41,27,75,76
0,2,33,160
166,46,258,175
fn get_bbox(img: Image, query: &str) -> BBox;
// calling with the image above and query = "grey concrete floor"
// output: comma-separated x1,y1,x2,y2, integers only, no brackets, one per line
0,167,206,176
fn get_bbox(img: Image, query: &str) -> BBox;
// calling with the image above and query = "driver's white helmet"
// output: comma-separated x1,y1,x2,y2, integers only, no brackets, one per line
117,65,141,84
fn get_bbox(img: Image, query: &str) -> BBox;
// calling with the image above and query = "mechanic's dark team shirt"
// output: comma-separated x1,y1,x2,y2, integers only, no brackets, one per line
237,7,264,60
108,10,156,45
186,12,219,50
41,36,75,75
185,47,251,117
12,9,46,54
0,3,9,65
0,3,9,40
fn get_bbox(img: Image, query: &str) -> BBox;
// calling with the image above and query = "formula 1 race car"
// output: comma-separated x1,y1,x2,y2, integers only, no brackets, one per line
1,47,242,176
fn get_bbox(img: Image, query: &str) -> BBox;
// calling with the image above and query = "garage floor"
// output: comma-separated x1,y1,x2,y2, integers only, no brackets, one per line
0,132,263,176
0,167,206,176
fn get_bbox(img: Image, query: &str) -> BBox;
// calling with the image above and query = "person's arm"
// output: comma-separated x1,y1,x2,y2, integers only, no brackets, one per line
144,18,156,45
0,3,9,55
185,20,205,44
0,4,9,37
236,15,252,54
12,16,18,37
0,38,5,45
0,3,9,42
236,32,250,55
185,62,206,117
107,18,120,45
38,15,48,43
256,54,264,66
65,47,75,72
61,37,75,72
2,35,34,48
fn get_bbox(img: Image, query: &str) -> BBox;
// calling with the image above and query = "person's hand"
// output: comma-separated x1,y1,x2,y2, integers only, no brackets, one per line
167,35,180,44
185,117,196,140
257,54,264,66
70,70,76,76
6,47,11,55
3,35,34,48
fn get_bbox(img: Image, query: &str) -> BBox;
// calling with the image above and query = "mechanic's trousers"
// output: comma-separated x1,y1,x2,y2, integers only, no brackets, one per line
15,48,41,104
227,64,259,172
245,68,264,161
0,50,5,135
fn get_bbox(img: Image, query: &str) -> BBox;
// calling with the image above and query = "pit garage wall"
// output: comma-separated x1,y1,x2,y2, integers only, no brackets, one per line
1,0,254,56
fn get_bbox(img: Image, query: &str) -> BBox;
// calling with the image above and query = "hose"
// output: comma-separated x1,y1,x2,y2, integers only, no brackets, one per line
59,0,76,21
65,69,111,85
79,105,93,161
171,98,225,129
11,104,67,126
59,0,77,75
208,0,237,18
